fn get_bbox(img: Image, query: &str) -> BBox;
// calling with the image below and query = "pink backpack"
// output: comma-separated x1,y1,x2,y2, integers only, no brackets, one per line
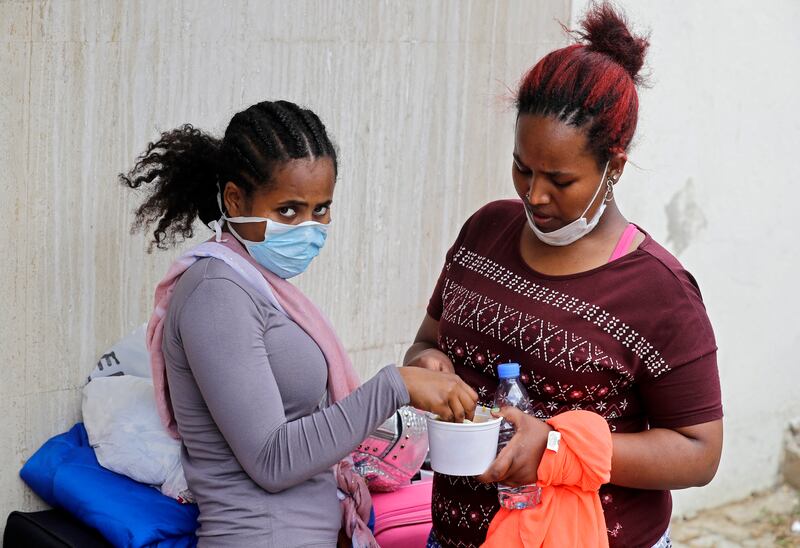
371,477,433,548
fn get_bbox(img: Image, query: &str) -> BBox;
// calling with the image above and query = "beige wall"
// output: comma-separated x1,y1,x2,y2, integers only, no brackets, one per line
0,0,569,533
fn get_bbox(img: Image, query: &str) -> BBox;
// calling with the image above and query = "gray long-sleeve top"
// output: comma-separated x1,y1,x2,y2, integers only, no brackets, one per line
162,257,409,547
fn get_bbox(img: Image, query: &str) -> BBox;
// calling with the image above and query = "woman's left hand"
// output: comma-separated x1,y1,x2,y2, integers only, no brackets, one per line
476,407,553,487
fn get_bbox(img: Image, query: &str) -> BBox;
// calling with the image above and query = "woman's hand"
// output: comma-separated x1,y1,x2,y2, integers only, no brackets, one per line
398,366,478,422
477,407,553,486
403,314,454,373
405,347,455,373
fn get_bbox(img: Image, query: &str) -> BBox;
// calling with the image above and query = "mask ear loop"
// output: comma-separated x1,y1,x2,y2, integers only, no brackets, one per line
207,178,227,242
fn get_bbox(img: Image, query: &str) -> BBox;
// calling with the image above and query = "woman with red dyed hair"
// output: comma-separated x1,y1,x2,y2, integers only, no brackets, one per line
404,3,722,547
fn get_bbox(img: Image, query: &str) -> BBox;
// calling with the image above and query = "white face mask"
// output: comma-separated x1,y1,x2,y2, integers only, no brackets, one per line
524,162,614,247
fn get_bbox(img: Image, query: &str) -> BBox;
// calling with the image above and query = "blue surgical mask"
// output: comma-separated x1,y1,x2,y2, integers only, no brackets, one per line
209,194,329,279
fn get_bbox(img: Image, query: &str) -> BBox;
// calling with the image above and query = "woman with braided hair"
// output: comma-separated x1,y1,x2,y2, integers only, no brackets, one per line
404,4,722,547
123,100,479,547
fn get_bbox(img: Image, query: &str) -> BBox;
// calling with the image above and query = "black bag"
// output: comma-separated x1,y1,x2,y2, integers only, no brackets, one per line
4,510,111,548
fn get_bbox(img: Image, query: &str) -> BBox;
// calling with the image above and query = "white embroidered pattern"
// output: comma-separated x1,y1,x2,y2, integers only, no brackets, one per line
448,247,671,377
440,281,634,378
433,476,496,548
439,334,634,422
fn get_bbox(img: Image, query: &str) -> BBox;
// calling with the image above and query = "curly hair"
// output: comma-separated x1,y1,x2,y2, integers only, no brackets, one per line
121,100,337,250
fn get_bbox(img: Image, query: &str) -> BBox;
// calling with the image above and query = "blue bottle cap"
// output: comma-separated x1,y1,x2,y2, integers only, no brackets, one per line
497,362,520,379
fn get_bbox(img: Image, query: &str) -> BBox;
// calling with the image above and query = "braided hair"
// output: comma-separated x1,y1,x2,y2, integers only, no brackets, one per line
516,1,649,166
121,100,337,250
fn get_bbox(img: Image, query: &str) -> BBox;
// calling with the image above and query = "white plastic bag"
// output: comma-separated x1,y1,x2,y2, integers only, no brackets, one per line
87,323,151,381
82,375,194,502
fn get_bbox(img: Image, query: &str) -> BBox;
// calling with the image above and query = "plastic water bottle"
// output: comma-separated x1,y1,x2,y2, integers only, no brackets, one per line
493,362,542,510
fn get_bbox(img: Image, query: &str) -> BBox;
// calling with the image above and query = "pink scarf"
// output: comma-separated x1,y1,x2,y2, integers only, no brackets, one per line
147,235,377,547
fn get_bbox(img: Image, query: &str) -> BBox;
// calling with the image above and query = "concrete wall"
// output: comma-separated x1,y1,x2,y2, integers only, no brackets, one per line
569,0,800,515
4,0,795,536
0,0,570,535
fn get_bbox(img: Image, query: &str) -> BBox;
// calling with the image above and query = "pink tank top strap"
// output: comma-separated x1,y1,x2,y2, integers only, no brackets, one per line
608,223,639,263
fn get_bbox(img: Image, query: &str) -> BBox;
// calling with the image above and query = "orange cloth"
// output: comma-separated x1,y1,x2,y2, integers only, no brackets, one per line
481,410,612,548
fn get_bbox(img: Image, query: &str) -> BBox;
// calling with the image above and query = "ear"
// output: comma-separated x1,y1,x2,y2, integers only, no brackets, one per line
608,150,628,183
223,181,246,216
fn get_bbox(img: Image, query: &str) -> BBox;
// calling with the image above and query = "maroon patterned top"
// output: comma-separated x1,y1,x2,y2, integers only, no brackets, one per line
427,200,722,548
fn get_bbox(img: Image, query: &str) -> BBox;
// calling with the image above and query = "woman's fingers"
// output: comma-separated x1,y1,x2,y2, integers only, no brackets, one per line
477,446,515,484
447,376,479,422
405,348,455,373
458,386,478,421
498,406,526,426
440,358,456,374
435,407,454,422
447,392,467,423
435,358,455,373
462,379,479,404
399,366,480,423
501,452,532,487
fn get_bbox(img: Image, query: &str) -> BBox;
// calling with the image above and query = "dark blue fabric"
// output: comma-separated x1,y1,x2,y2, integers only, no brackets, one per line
426,529,442,548
20,423,199,548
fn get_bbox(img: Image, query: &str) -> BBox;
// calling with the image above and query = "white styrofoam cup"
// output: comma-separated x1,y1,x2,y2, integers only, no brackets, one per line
425,415,502,476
